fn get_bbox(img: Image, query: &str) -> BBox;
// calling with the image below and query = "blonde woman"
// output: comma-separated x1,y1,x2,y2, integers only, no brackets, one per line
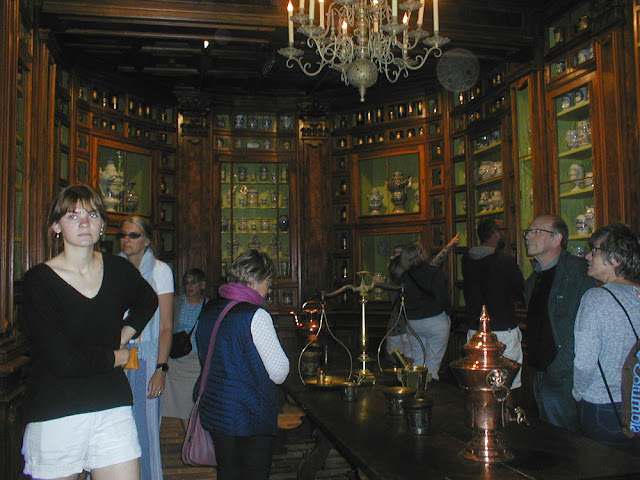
119,216,174,480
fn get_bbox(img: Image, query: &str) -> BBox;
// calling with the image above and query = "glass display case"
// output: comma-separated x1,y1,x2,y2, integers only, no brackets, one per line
553,79,594,255
358,152,421,217
220,161,291,277
471,129,503,224
512,77,535,278
96,140,152,216
358,231,421,300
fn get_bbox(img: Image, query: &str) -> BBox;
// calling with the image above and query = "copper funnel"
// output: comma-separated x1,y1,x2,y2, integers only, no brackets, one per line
450,306,521,463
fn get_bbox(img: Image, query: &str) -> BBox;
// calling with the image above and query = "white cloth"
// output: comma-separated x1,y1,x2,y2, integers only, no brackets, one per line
250,308,290,384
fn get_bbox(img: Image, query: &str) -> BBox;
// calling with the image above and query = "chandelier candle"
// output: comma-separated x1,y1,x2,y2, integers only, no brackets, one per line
433,0,439,33
288,2,294,43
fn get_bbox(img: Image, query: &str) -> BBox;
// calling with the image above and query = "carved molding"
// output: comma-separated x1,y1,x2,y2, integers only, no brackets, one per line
590,0,623,33
175,86,211,113
180,116,209,137
298,99,329,138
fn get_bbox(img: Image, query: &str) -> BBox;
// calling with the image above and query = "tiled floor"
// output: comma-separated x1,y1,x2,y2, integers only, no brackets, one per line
161,400,355,479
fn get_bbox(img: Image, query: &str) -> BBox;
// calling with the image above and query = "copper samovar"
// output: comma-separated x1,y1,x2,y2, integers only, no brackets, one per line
450,306,521,463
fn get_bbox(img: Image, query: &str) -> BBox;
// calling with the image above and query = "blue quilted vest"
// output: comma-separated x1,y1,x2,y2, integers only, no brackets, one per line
195,299,279,436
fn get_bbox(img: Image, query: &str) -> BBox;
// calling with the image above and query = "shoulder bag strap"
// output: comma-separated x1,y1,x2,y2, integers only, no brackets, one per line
602,286,639,340
186,298,207,337
596,286,637,428
198,300,240,396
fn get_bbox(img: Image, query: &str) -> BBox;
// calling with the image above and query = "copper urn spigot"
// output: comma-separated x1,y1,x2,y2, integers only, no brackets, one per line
450,306,521,463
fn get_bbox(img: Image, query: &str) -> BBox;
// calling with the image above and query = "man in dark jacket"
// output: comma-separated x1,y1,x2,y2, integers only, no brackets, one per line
523,214,596,433
463,218,525,389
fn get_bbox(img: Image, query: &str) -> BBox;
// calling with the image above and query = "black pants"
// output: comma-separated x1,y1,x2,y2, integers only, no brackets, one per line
210,431,276,480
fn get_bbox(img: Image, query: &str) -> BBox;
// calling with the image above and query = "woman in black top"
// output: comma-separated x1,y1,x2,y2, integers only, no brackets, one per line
21,184,157,480
399,241,451,380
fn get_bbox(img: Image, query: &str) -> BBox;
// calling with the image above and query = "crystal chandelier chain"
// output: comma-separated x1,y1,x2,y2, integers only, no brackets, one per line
279,0,450,102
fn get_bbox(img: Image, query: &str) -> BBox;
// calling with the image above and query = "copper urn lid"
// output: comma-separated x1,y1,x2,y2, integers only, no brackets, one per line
450,306,520,390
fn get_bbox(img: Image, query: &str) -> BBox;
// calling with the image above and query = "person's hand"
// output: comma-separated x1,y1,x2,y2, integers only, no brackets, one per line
147,369,166,399
449,233,460,246
114,346,130,368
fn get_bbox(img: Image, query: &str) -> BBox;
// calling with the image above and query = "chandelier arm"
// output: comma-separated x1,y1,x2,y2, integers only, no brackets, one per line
285,56,328,77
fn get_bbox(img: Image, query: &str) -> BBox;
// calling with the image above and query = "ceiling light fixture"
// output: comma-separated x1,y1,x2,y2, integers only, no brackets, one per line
278,0,449,102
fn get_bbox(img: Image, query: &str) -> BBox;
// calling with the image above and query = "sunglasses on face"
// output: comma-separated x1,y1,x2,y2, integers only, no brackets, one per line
116,231,142,239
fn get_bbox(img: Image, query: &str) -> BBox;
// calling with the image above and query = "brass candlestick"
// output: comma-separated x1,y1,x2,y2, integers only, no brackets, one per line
323,272,396,384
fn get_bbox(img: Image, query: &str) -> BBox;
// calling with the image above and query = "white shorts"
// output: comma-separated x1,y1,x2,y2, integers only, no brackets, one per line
467,326,523,389
22,406,141,479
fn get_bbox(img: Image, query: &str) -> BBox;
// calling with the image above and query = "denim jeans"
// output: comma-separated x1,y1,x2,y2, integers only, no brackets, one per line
406,312,450,380
533,370,579,432
578,400,639,454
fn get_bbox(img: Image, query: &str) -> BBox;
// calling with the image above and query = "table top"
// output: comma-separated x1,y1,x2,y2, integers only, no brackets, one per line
284,377,640,480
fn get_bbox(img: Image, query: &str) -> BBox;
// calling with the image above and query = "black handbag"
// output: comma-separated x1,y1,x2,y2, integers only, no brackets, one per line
170,329,195,359
170,299,205,359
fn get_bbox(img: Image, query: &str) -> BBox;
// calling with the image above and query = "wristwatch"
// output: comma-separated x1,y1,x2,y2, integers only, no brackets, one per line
156,363,169,372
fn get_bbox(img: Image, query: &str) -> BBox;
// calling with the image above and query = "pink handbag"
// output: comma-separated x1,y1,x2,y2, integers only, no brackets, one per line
182,397,216,466
181,300,238,466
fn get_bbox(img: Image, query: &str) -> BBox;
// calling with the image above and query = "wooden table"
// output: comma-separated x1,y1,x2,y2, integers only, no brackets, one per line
283,378,640,480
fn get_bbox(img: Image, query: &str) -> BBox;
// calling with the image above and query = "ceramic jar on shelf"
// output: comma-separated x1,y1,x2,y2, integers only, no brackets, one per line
367,188,384,215
575,214,590,235
568,163,585,190
124,182,139,213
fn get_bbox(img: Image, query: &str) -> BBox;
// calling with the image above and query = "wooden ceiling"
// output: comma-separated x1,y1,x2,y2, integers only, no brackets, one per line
40,0,563,103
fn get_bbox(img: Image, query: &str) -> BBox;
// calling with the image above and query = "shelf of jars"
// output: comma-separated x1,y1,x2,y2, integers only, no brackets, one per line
79,82,176,127
471,129,503,220
220,161,291,279
545,2,593,54
554,81,594,253
213,112,296,133
548,41,595,83
332,95,439,131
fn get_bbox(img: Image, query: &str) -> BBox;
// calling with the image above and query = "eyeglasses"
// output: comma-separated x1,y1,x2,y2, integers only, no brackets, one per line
116,231,142,240
590,246,604,255
522,228,558,238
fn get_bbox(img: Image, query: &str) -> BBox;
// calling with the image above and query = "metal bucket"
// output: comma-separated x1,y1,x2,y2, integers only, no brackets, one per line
403,397,434,435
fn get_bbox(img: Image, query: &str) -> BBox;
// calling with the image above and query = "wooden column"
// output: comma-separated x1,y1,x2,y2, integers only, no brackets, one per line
298,102,331,301
176,88,214,286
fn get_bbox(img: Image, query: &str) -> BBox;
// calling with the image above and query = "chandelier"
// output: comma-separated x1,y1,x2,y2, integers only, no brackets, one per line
278,0,450,102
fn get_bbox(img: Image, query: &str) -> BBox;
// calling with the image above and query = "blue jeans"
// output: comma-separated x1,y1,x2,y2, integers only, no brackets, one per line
406,312,450,380
533,370,579,432
578,400,639,454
